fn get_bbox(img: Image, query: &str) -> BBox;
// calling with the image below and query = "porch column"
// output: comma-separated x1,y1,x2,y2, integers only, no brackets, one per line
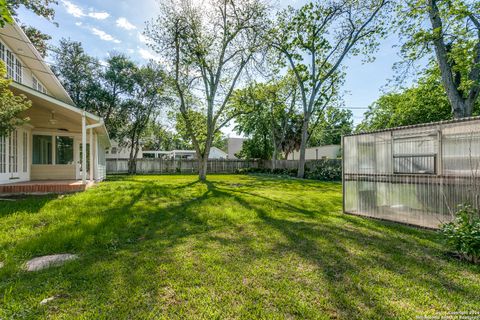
89,128,93,182
82,112,87,184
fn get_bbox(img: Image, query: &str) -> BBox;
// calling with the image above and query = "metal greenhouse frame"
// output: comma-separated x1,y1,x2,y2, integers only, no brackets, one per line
342,117,480,229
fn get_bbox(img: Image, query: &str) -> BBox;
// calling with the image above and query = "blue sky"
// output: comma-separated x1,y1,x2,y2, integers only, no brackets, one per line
16,0,408,130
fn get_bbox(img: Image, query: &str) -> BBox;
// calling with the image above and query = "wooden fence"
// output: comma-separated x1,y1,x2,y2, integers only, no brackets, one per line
106,158,342,175
107,159,259,174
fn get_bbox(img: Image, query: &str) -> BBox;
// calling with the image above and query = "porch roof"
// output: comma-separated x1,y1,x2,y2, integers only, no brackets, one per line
11,81,111,147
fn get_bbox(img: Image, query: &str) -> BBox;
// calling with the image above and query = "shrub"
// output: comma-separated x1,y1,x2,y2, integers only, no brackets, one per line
304,160,342,181
440,205,480,264
235,160,342,182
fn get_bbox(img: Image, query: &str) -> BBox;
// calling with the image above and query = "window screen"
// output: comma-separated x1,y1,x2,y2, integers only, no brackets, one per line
56,136,74,164
393,134,437,174
32,135,52,165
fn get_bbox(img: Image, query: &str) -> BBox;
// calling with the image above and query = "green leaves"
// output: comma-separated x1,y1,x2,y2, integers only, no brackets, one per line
0,0,13,27
440,205,480,264
0,61,31,136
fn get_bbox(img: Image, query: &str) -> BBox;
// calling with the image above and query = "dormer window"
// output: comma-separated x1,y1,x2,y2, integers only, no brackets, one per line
0,41,23,83
33,76,47,94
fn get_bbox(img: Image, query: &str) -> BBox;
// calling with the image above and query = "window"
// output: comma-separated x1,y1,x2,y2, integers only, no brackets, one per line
0,42,23,83
0,42,4,62
32,135,52,164
33,76,47,94
111,147,117,155
23,132,28,172
0,135,5,173
9,130,18,173
56,136,74,164
6,50,14,79
393,134,437,174
15,58,22,83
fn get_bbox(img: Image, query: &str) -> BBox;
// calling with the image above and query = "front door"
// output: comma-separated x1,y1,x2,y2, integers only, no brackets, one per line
75,141,90,180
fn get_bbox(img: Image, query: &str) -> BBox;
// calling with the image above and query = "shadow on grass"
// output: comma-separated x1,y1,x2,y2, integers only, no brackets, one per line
1,175,479,319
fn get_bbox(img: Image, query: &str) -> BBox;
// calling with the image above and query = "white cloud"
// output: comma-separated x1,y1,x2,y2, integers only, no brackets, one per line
116,17,136,30
88,12,110,20
138,33,151,44
75,21,82,26
91,28,121,43
62,0,84,18
138,48,159,61
61,0,110,20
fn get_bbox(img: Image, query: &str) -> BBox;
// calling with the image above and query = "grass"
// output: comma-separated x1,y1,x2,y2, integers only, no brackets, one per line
0,174,479,319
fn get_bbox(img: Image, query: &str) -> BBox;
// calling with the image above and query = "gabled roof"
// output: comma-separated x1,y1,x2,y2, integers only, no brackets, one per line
0,21,73,104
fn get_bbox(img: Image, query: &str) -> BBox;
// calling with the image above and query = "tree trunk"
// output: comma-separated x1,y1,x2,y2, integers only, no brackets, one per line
297,117,309,178
272,148,277,171
198,156,208,181
428,0,471,118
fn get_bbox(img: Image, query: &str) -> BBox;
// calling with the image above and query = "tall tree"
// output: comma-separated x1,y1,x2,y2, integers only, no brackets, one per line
308,106,353,147
146,0,268,181
52,38,98,107
269,0,388,178
118,63,167,174
358,67,456,131
0,0,57,26
21,24,51,58
142,121,191,152
175,111,227,152
396,0,480,118
102,54,137,129
231,76,302,166
0,61,31,136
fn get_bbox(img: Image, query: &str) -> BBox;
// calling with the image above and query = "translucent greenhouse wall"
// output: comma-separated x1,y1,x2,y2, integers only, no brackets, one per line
343,118,480,229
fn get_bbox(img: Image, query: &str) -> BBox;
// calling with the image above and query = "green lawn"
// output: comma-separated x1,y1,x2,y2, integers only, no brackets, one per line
0,175,479,319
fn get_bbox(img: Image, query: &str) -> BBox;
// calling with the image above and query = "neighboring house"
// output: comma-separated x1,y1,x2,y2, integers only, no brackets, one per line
0,21,111,186
142,147,228,160
106,140,143,160
287,145,341,160
227,137,245,159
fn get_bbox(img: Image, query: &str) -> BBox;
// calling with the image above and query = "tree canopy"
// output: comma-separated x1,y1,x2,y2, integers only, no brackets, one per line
146,0,268,180
395,0,480,118
357,66,480,131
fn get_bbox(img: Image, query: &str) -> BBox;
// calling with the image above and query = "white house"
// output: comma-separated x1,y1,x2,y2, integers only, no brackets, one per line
0,21,110,189
106,140,143,160
227,137,245,159
287,145,341,160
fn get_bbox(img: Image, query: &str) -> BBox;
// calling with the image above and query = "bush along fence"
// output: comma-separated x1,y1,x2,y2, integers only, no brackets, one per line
106,158,342,181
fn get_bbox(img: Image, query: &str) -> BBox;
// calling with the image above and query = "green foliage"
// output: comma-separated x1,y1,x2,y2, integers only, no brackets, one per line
304,159,342,181
231,77,303,160
441,205,480,264
175,110,226,153
0,60,31,136
6,0,57,22
142,122,191,151
358,67,458,131
53,40,141,139
52,39,98,107
20,24,51,58
236,136,273,160
0,0,13,27
394,0,480,117
309,106,353,146
236,159,342,181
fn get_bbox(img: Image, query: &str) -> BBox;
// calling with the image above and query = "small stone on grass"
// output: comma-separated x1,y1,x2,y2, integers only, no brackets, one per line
25,254,78,272
40,296,57,305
